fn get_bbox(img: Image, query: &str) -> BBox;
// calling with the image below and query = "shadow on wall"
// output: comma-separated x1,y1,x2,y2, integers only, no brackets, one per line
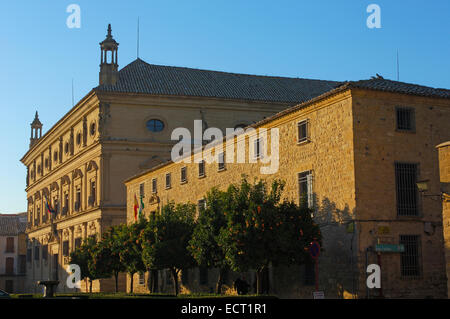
272,196,358,299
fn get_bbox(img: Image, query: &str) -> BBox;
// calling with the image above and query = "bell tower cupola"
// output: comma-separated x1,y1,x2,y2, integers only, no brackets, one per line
30,111,42,148
99,24,119,86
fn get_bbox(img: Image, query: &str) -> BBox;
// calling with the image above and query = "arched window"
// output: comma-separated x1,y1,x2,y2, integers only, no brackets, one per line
146,119,165,132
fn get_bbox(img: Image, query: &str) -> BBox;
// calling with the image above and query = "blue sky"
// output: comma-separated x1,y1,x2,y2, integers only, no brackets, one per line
0,0,449,213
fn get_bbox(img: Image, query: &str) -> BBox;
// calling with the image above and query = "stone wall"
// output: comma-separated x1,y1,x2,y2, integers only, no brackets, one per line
437,141,450,297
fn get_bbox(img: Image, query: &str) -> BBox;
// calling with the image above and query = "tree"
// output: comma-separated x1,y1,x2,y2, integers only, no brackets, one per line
189,187,229,294
69,236,104,292
91,226,127,292
217,177,321,294
141,202,196,296
117,218,147,293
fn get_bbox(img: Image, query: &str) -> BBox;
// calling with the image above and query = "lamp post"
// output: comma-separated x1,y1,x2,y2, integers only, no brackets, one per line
416,180,449,201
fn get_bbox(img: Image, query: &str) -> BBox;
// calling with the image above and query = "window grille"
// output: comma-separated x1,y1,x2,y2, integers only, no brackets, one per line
395,163,419,216
198,160,205,177
181,167,187,183
166,173,172,189
298,120,309,143
152,178,157,193
298,171,314,209
400,235,421,277
396,107,415,131
218,152,225,171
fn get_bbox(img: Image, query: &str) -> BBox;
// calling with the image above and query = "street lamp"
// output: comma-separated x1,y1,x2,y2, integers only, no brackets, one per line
416,179,450,201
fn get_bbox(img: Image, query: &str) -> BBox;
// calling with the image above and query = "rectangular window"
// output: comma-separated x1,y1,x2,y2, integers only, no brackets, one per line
198,199,206,212
27,248,32,263
198,160,205,177
75,188,81,212
199,267,208,285
6,237,14,253
139,183,145,198
396,107,415,131
42,245,48,261
298,171,314,209
89,181,96,206
152,178,157,193
166,173,172,189
297,120,309,143
181,167,187,183
62,241,69,257
400,235,421,277
218,152,225,171
395,163,419,216
253,138,262,159
19,255,26,274
75,238,82,249
63,193,69,215
5,257,14,275
34,246,40,261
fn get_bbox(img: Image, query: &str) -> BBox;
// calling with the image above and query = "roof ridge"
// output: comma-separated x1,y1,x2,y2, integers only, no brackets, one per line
122,58,339,83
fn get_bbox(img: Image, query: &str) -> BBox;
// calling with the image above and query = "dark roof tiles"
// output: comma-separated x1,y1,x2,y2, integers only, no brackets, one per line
0,214,27,236
95,58,341,103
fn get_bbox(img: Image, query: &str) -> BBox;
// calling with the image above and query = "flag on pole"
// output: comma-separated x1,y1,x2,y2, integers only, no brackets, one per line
45,199,56,215
134,194,139,221
139,195,144,219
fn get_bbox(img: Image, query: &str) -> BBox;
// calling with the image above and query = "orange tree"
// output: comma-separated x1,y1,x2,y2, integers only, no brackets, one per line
141,202,196,296
69,236,106,292
90,225,126,293
188,187,229,294
117,218,147,293
217,177,321,294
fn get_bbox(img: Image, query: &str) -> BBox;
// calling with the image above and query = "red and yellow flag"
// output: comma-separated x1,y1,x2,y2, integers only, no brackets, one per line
133,194,139,221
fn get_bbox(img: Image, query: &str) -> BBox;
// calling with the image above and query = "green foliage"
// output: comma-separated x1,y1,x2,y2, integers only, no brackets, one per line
141,202,196,270
70,236,102,282
217,176,321,273
117,218,147,276
91,226,126,286
189,187,228,269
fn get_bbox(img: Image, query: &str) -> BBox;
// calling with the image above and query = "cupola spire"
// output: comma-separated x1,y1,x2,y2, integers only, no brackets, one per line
30,111,43,148
99,24,119,85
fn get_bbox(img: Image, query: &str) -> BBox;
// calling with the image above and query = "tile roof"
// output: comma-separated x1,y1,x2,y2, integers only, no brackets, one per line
346,78,450,99
94,58,341,103
0,213,27,236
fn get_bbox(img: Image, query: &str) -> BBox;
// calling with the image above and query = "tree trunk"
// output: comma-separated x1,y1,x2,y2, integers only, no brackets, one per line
171,268,179,296
114,272,119,293
216,268,225,294
256,265,269,295
256,266,266,295
89,279,93,293
130,273,134,294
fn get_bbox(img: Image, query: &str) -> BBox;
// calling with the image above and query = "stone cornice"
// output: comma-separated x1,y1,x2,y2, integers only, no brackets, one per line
21,90,100,165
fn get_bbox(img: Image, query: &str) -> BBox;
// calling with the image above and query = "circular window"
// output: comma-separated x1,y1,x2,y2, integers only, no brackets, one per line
64,142,69,154
76,133,82,145
90,122,96,136
146,119,165,132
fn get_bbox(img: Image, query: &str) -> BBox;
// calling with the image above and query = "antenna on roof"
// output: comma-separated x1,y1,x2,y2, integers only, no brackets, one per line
396,49,400,81
137,17,140,59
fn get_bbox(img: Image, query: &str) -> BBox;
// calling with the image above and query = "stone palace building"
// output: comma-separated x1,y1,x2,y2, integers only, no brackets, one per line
20,25,340,293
